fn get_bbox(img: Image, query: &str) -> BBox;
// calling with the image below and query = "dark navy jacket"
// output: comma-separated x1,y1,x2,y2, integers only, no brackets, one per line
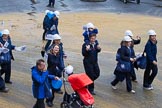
47,53,64,77
145,40,157,63
83,29,98,42
47,17,59,35
31,66,54,99
0,37,15,60
120,46,135,62
48,43,65,67
82,41,101,64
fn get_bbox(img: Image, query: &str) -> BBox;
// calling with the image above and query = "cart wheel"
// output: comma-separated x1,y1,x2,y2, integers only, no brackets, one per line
123,0,127,4
60,102,70,108
136,0,140,4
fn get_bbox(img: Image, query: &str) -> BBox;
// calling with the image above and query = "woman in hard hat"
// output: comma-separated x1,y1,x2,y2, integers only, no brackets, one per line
0,29,26,84
111,36,136,94
46,44,64,107
0,29,16,84
83,23,98,43
82,33,101,95
143,30,158,90
124,30,141,82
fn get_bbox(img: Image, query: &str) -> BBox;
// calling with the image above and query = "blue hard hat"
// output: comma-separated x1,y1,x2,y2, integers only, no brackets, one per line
51,79,62,89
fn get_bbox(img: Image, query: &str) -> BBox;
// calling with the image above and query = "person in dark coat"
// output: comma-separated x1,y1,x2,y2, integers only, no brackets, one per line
125,30,141,82
42,10,54,41
44,12,60,52
47,0,55,7
111,36,136,93
143,30,158,90
0,29,15,84
83,23,98,44
82,33,101,95
46,45,64,107
47,34,66,68
32,59,59,108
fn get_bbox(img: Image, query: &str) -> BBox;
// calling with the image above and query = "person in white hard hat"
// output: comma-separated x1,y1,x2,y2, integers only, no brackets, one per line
82,22,98,43
124,30,141,82
111,36,136,94
47,0,55,7
65,65,74,76
125,30,141,46
0,29,26,84
143,30,158,90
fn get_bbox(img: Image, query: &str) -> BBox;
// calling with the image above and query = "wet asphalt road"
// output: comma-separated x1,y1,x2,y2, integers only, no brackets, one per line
0,0,162,16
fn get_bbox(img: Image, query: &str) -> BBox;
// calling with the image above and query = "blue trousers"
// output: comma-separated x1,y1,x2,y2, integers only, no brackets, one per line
111,72,132,92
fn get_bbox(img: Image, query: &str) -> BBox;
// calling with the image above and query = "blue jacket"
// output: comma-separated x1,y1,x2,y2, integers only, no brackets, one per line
83,29,98,42
31,66,55,99
145,40,157,63
82,40,101,64
0,36,15,60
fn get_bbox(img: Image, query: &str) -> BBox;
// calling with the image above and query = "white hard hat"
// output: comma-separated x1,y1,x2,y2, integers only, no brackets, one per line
2,29,10,35
123,36,132,42
125,30,133,37
45,10,50,14
86,22,95,29
53,34,61,40
148,30,156,36
54,11,60,18
65,65,74,75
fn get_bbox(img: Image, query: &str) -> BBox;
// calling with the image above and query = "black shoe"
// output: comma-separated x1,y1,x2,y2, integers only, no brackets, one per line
47,102,53,107
5,81,12,84
46,4,51,7
0,87,9,93
56,90,63,94
90,91,96,95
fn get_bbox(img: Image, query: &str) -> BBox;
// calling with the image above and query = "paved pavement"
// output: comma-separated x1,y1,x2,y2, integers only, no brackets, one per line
0,0,162,16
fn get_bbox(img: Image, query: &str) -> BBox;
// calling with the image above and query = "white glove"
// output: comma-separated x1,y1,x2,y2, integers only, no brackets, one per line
0,47,9,53
15,45,26,52
50,25,56,31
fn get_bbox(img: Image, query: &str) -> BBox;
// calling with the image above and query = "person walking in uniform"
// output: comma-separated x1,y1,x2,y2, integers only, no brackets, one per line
82,33,101,95
125,30,141,82
111,36,136,93
143,30,158,90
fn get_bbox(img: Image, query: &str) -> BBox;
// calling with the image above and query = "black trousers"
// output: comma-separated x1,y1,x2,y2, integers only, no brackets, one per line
111,72,132,92
45,40,52,51
0,62,11,82
46,89,56,103
83,60,100,92
49,0,55,6
33,99,45,108
42,29,47,41
143,63,158,87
